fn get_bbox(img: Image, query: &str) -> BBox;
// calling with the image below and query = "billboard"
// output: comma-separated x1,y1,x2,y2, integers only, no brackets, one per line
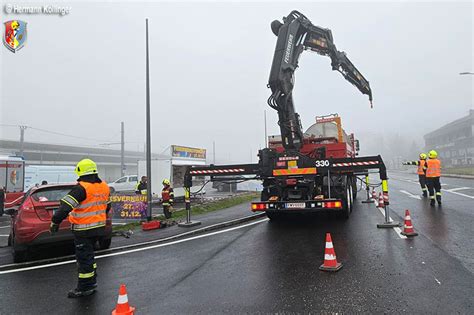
171,145,206,160
110,194,148,220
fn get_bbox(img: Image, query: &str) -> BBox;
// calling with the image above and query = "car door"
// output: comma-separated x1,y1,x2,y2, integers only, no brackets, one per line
114,177,128,192
127,176,138,192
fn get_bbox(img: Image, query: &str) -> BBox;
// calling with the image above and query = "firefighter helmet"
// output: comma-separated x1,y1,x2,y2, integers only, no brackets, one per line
419,153,427,160
75,159,98,177
162,179,170,186
428,150,438,159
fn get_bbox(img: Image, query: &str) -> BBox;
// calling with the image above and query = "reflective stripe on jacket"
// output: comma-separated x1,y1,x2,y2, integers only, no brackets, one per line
68,181,110,231
425,159,441,178
417,159,426,175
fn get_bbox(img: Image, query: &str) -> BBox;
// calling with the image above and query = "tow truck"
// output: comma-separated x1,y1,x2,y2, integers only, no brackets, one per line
183,11,390,220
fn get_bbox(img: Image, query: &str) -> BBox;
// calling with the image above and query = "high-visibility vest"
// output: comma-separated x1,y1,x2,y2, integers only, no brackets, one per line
425,159,441,178
417,159,426,175
68,181,110,231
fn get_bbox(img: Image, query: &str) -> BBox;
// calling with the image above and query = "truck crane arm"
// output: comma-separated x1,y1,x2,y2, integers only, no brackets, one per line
268,10,373,151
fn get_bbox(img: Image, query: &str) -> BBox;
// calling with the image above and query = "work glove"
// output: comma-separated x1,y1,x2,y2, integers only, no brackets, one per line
50,222,59,235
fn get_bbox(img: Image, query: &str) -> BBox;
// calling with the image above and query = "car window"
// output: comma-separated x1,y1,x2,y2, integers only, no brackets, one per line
31,187,73,202
129,176,138,182
115,177,127,183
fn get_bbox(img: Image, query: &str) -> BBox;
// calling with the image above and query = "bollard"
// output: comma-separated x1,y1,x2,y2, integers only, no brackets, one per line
361,175,374,204
377,179,400,228
178,187,201,228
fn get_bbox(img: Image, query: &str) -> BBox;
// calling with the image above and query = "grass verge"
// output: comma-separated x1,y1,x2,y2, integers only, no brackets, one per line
112,192,259,232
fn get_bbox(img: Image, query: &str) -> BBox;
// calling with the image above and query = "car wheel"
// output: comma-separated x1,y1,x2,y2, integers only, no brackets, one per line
11,237,28,263
98,238,111,250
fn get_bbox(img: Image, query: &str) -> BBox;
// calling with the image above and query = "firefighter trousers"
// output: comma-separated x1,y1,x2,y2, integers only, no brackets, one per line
74,234,98,291
418,174,427,195
426,177,441,203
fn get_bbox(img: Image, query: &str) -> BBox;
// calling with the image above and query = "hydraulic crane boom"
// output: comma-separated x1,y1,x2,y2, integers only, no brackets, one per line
267,10,373,151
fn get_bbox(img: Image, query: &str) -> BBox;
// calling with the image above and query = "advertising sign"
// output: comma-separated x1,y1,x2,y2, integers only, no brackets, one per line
171,145,206,159
110,194,148,220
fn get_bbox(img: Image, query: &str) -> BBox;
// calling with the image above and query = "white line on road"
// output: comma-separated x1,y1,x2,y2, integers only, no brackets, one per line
400,190,422,200
0,226,10,229
445,187,472,192
435,278,441,285
376,207,407,239
442,189,474,199
0,218,269,275
0,235,9,237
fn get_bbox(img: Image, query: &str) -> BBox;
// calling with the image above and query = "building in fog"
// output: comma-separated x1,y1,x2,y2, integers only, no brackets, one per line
424,110,474,167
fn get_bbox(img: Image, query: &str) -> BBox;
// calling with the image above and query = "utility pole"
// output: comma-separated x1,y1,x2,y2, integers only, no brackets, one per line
120,121,125,177
19,125,27,156
213,141,216,164
264,110,268,148
145,18,153,222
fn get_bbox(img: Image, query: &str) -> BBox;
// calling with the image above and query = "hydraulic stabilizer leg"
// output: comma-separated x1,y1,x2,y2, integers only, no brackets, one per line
178,171,201,228
361,174,374,204
377,174,400,228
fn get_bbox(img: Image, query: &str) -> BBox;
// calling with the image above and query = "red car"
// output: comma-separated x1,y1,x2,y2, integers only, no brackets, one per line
6,184,112,263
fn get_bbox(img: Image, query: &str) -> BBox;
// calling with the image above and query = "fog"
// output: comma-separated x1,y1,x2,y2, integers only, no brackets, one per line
1,1,472,165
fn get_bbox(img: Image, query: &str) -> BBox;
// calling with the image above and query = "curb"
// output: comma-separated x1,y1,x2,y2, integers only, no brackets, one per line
0,212,267,271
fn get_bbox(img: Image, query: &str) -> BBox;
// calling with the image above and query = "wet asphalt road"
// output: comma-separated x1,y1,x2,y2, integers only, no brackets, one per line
0,172,472,314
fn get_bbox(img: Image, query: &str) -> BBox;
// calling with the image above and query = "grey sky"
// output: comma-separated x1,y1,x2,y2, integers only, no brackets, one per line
1,1,472,163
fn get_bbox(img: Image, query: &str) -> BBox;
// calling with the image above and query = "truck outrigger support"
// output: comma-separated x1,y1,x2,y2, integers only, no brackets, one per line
184,154,398,225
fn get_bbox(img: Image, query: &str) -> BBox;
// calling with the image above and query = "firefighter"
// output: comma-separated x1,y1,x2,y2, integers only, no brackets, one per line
403,153,428,197
135,176,147,195
424,150,442,206
50,159,110,298
162,179,174,219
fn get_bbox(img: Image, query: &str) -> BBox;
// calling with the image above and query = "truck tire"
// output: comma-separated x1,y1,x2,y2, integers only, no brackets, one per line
338,180,352,219
266,212,281,221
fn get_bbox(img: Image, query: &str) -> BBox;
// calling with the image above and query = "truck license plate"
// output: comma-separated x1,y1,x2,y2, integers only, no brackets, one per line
286,202,305,209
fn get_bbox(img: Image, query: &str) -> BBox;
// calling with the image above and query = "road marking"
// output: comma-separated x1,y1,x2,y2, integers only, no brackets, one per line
445,187,471,192
376,206,407,239
400,190,422,200
0,218,269,275
435,278,441,285
442,189,474,199
0,226,10,229
0,235,9,237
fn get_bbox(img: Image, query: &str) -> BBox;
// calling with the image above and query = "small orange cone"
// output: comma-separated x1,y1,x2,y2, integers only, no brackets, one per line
371,189,377,200
319,233,343,272
400,209,418,237
378,192,384,208
112,284,135,315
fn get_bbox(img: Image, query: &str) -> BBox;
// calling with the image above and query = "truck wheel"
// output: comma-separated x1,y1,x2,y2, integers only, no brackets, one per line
352,177,358,200
266,212,281,221
339,182,352,219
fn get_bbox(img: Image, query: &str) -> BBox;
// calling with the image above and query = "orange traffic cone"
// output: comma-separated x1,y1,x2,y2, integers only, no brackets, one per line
378,192,384,208
319,233,343,272
112,284,135,315
400,209,418,237
371,189,377,200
